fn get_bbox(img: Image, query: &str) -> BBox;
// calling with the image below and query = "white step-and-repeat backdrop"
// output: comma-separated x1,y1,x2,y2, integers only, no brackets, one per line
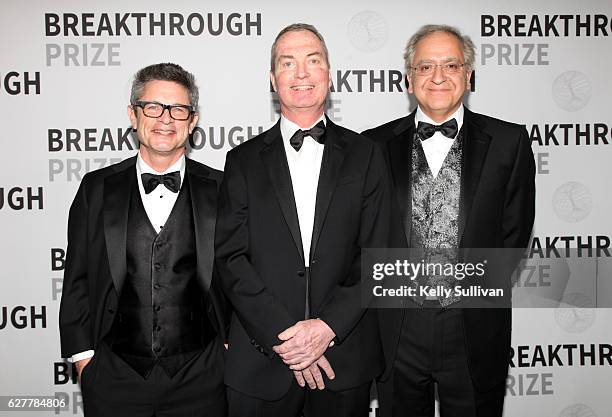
1,0,610,416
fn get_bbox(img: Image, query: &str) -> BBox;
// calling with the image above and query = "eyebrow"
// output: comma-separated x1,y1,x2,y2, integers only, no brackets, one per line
277,51,323,61
416,57,462,63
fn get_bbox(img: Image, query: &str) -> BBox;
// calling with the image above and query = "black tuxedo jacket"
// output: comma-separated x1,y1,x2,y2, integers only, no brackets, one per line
59,156,227,359
215,118,390,400
362,108,535,391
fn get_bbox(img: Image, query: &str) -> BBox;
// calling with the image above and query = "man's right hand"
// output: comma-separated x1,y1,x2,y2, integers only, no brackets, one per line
292,355,335,390
75,357,92,381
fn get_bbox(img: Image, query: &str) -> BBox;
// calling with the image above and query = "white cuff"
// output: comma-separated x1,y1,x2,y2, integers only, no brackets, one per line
69,350,94,363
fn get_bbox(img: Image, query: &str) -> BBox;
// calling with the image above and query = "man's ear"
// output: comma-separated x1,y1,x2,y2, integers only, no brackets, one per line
189,112,199,134
127,104,137,129
406,73,414,95
270,72,277,92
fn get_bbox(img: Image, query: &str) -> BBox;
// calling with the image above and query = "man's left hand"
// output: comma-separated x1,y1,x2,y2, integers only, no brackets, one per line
273,319,336,370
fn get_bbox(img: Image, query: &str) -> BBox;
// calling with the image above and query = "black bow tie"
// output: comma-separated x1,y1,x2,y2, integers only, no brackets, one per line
289,120,326,151
141,171,181,194
416,119,458,140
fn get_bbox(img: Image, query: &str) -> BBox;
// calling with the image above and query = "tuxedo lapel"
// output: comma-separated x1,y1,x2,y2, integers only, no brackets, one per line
310,119,347,260
186,159,217,292
260,122,305,261
389,113,416,246
459,108,491,243
103,157,137,294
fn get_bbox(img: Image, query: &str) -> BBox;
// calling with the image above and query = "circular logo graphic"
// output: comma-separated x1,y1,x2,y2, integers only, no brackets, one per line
347,11,388,53
554,293,596,333
552,182,593,223
552,71,591,112
559,403,597,417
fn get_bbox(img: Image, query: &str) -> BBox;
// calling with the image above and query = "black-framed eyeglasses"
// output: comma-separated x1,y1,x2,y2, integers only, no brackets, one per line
411,61,466,76
131,101,195,121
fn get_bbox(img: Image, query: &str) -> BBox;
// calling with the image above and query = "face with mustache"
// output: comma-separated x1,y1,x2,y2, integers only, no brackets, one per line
128,79,198,164
270,29,331,126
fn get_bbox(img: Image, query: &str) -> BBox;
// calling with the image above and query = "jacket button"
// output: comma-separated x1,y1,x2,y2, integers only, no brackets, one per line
108,308,115,314
153,284,161,290
154,305,161,312
297,271,305,277
154,263,161,270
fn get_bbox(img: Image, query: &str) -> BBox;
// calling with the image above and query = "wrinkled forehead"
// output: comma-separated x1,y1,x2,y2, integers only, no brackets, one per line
275,30,327,59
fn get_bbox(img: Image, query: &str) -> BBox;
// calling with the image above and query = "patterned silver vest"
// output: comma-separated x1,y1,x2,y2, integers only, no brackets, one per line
410,131,463,306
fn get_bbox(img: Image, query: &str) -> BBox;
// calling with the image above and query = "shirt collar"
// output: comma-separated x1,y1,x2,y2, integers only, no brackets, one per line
414,104,464,137
280,113,327,144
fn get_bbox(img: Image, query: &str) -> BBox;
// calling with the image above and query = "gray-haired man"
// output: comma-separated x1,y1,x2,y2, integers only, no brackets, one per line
60,63,228,417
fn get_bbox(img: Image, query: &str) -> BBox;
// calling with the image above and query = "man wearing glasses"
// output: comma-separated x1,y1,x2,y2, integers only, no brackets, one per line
59,63,228,417
363,25,535,417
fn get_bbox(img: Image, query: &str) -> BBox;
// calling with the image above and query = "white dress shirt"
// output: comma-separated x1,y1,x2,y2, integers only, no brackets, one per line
280,114,326,267
70,153,186,363
136,153,186,232
415,104,464,178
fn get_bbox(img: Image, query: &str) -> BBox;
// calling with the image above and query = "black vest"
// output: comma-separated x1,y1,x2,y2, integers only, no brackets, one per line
110,176,215,378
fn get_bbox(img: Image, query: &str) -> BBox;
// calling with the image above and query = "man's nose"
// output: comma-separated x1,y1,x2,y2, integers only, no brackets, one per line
295,61,309,79
431,64,447,84
158,107,172,123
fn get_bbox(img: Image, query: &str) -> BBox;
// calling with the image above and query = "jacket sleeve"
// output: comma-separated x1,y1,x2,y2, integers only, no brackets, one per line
317,143,391,342
214,151,295,354
59,175,93,358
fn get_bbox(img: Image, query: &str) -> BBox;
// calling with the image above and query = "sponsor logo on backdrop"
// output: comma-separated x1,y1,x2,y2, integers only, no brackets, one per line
480,14,612,65
559,403,598,417
47,125,258,181
555,293,596,333
0,187,44,210
481,14,612,37
552,71,592,112
45,12,262,37
507,343,612,396
347,11,388,53
189,125,264,150
529,123,610,146
529,122,608,174
1,71,41,95
552,182,592,223
44,12,262,67
51,248,65,302
0,306,47,329
530,235,611,257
